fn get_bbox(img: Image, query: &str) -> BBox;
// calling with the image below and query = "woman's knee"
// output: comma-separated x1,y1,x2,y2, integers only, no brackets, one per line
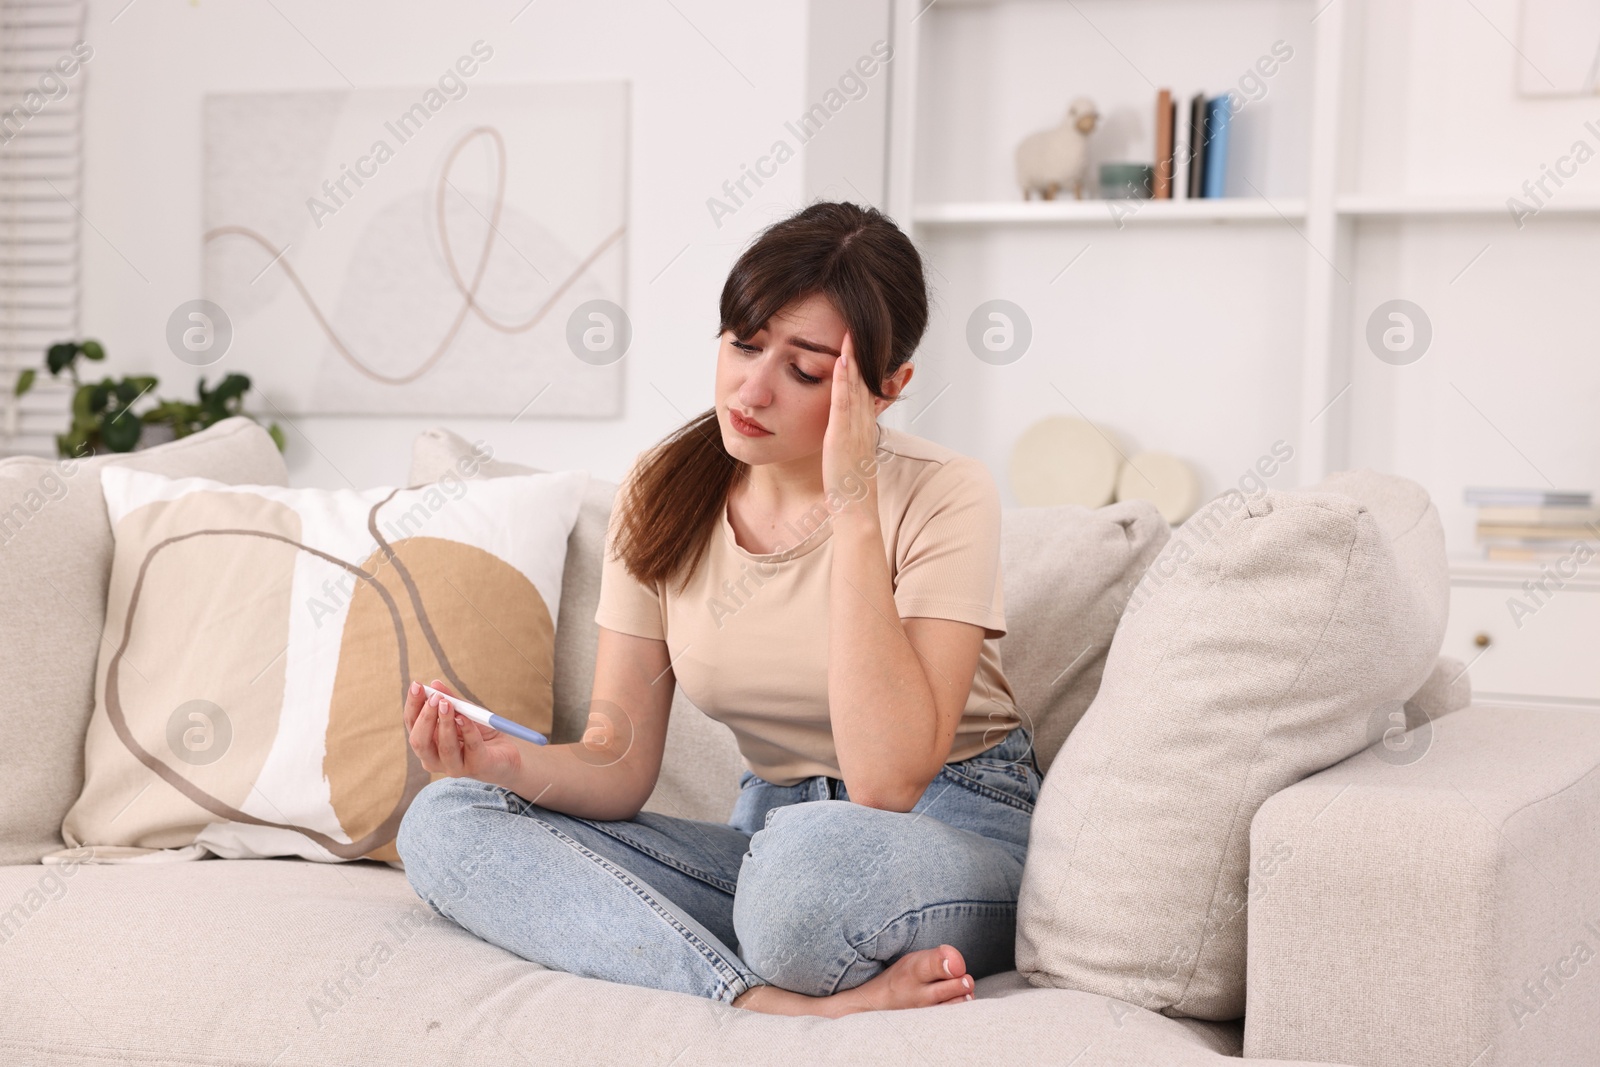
395,776,501,903
733,800,903,993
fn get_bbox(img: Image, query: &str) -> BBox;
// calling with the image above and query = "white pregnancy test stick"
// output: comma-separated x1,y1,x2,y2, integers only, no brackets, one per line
420,684,548,746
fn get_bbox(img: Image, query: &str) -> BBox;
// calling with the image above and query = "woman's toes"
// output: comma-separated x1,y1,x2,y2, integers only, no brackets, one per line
930,944,968,982
918,950,950,982
932,974,974,1004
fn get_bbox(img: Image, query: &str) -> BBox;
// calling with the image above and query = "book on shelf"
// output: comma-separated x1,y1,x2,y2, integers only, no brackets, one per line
1463,487,1593,508
1483,545,1586,563
1186,93,1207,199
1477,505,1600,524
1476,523,1599,541
1202,95,1231,197
1154,88,1175,199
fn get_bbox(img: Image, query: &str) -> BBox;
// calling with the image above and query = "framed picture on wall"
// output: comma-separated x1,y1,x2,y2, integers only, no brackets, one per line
202,78,629,417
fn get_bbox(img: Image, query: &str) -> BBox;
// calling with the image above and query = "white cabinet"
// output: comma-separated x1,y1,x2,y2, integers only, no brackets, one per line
1445,560,1600,710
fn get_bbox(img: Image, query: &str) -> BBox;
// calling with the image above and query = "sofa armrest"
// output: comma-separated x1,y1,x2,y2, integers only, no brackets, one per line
1244,704,1600,1067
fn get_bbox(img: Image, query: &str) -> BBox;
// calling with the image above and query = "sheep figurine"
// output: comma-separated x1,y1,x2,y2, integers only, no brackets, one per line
1016,98,1100,200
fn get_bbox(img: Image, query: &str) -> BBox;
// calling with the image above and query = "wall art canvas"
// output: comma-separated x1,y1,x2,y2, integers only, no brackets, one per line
202,78,628,416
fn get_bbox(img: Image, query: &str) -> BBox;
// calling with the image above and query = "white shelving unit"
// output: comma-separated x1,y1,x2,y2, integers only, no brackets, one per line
881,0,1600,710
914,198,1308,225
1336,194,1600,217
882,0,1600,486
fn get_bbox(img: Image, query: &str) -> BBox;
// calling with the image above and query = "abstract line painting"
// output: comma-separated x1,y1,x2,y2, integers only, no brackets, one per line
202,81,628,416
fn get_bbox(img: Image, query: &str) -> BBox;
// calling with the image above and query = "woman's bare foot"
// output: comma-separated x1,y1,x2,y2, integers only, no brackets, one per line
730,945,974,1018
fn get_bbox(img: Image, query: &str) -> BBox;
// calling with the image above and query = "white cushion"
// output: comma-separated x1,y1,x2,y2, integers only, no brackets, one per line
997,500,1170,774
1016,471,1450,1019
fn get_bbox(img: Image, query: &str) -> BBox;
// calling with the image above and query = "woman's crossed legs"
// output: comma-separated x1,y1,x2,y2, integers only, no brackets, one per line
396,777,1026,1016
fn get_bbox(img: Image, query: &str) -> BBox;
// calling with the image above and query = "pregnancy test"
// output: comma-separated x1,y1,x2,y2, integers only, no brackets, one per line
420,684,548,746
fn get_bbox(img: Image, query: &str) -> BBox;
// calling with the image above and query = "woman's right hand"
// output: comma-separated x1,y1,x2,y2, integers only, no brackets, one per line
403,678,525,788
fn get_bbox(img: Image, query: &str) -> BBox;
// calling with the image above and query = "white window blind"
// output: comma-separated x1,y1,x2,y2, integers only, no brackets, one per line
0,0,85,459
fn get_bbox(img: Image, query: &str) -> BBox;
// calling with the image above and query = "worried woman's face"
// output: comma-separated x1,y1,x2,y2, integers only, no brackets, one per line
715,293,847,464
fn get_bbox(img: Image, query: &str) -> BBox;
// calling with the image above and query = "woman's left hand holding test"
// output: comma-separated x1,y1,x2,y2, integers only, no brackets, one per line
403,678,530,787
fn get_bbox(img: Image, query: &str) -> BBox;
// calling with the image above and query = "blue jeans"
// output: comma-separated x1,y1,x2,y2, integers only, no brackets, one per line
395,724,1039,1004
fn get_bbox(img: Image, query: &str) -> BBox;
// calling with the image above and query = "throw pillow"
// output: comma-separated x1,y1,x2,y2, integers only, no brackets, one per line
0,416,289,865
1016,470,1449,1020
53,459,587,864
997,500,1171,775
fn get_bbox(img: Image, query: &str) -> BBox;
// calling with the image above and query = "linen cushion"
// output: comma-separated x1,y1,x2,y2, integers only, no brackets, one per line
54,460,587,864
997,500,1170,774
1410,655,1472,723
0,416,288,865
0,858,1249,1066
1016,470,1449,1020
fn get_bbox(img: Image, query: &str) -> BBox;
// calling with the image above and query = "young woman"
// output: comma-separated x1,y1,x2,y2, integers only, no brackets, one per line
395,200,1038,1018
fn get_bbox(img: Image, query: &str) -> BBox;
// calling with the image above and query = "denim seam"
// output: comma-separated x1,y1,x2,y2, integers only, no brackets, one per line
497,791,741,894
833,899,1020,995
525,815,762,1003
583,819,742,896
937,765,1037,813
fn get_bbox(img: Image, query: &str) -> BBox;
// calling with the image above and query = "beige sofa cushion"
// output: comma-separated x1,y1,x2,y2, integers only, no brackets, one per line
997,500,1170,774
0,417,288,865
1016,471,1450,1020
1410,654,1472,722
0,857,1249,1065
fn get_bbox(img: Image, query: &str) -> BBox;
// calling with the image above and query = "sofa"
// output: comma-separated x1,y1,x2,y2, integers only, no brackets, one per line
2,416,1597,1067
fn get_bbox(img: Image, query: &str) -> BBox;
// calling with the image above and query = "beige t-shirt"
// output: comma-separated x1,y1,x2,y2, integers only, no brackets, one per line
593,424,1023,786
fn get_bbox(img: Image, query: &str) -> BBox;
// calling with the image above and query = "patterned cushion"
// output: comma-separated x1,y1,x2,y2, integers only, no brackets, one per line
53,457,586,863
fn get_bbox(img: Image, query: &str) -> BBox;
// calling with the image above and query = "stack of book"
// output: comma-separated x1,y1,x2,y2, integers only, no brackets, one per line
1465,487,1599,561
1151,88,1233,199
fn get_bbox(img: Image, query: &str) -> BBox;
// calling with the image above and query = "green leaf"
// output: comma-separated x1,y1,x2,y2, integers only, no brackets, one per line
87,381,111,414
14,368,34,396
47,342,78,375
112,375,157,407
80,340,105,361
58,424,88,458
267,422,286,452
101,411,143,452
143,400,183,423
210,373,250,406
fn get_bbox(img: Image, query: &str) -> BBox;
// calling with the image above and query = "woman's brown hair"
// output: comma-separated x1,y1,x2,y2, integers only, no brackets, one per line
609,199,931,594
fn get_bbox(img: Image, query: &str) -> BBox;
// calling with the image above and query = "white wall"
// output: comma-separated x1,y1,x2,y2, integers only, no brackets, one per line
1343,0,1600,551
79,0,822,490
72,0,1600,551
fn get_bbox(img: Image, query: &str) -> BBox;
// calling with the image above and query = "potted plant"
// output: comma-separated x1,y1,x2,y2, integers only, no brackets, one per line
13,338,285,457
